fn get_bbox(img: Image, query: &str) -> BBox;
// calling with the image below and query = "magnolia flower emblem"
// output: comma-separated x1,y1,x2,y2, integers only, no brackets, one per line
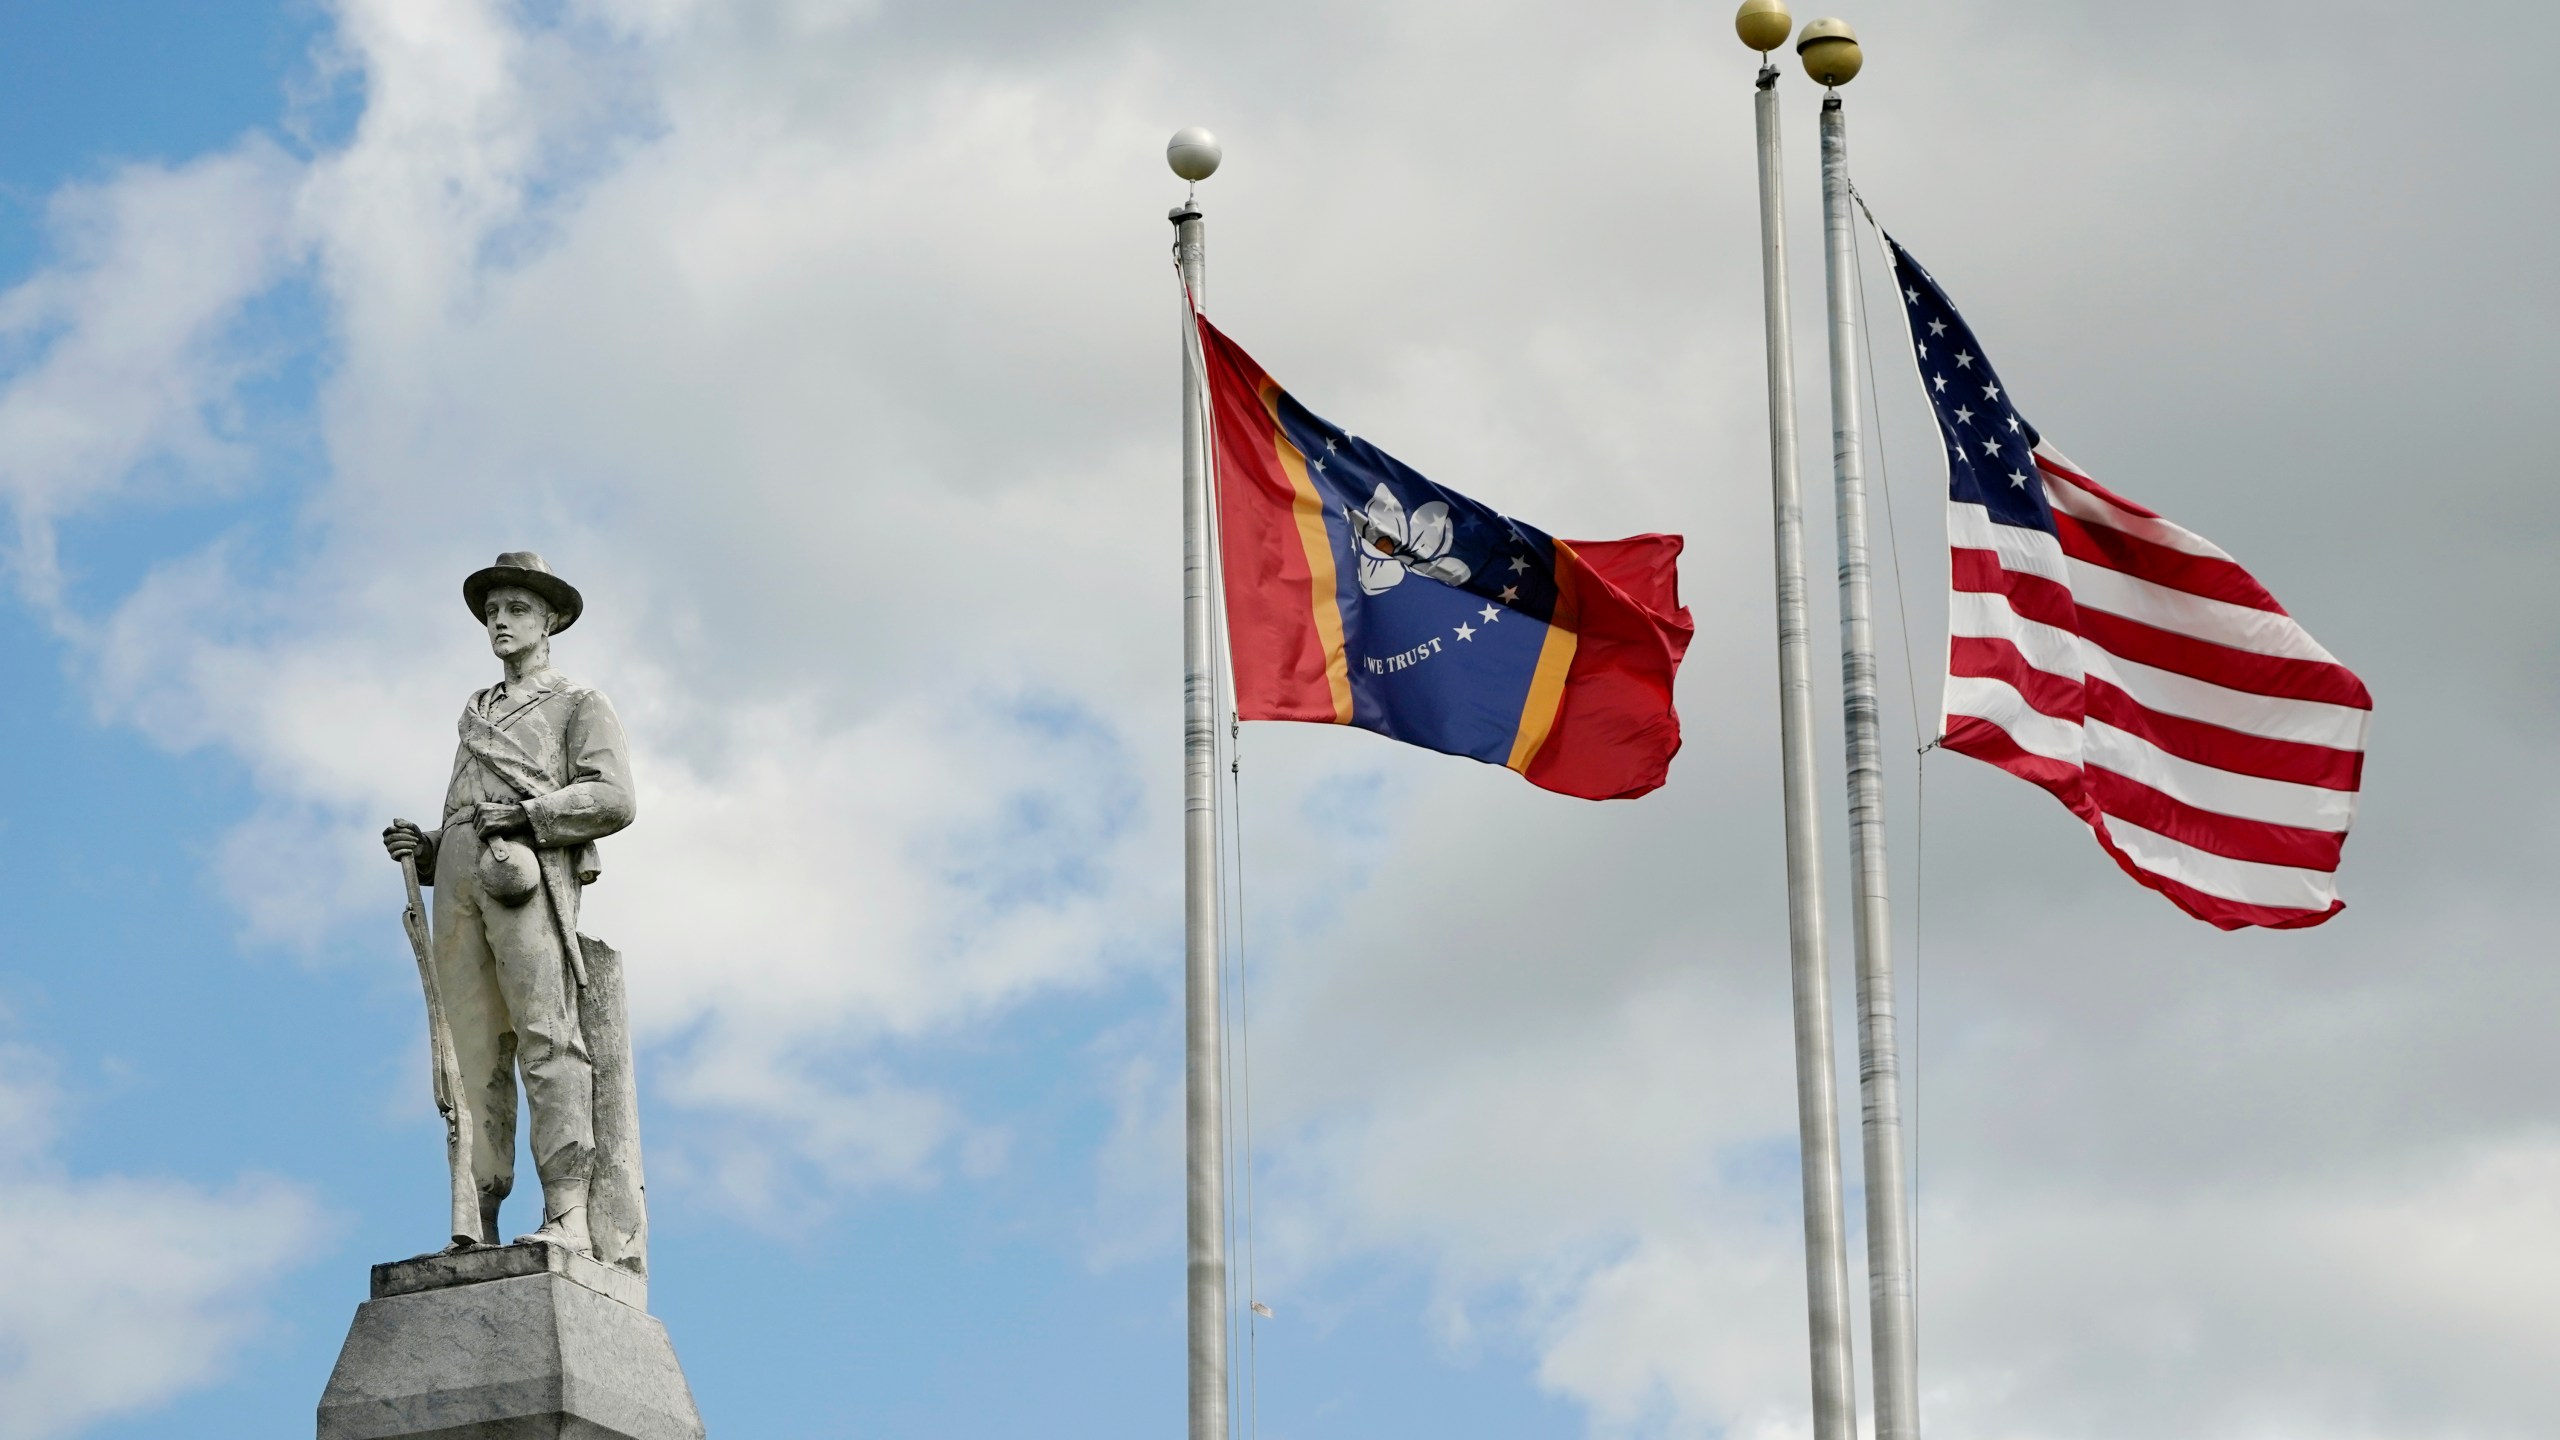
1346,484,1473,596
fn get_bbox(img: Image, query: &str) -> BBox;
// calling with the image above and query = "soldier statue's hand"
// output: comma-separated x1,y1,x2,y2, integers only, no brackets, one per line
476,801,531,838
383,818,428,865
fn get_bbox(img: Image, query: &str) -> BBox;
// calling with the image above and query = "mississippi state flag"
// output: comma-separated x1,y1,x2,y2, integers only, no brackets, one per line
1888,235,2371,929
1195,314,1693,800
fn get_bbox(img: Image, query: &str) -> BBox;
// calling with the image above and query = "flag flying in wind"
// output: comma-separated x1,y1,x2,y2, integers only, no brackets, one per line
1195,313,1693,800
1886,234,2371,929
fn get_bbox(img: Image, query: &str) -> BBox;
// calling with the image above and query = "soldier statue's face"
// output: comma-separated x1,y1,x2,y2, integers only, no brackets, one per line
483,585,557,661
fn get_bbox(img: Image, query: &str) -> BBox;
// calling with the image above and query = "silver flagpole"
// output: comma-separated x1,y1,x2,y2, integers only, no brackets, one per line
1802,22,1919,1438
1168,127,1230,1440
1736,6,1859,1437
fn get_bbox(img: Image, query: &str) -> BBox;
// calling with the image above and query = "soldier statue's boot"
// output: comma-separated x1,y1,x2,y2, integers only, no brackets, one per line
517,1177,593,1256
518,1203,593,1256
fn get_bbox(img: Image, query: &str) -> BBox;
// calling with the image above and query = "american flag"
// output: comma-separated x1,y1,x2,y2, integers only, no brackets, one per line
1886,233,2370,930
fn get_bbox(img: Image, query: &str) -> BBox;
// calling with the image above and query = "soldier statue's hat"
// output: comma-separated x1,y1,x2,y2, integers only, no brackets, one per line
463,551,584,633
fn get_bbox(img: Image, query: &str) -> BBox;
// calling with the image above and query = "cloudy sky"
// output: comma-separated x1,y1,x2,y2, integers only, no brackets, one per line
0,1,2552,1436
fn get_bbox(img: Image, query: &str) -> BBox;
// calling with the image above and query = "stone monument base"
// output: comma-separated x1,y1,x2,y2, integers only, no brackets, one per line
318,1244,704,1440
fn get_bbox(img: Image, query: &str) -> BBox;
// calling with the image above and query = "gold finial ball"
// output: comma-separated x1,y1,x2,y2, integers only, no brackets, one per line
1797,17,1863,86
1735,0,1793,52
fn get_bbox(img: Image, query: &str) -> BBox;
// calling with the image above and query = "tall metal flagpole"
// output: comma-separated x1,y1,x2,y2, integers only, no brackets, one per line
1168,126,1230,1440
1735,6,1859,1438
1801,21,1919,1438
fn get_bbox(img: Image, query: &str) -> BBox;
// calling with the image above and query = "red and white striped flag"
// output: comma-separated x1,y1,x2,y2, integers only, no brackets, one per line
1888,234,2370,929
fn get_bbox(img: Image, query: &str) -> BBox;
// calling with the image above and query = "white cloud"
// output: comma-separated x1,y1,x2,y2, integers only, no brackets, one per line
0,141,297,604
1905,1133,2560,1440
0,1048,319,1440
1,0,2555,1435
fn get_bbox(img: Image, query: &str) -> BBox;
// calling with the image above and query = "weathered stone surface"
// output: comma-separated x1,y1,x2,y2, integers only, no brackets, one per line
374,1241,647,1311
318,1266,702,1440
381,551,652,1258
579,935,648,1276
337,556,690,1439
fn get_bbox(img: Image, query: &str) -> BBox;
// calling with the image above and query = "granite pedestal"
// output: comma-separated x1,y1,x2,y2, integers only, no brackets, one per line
318,1244,704,1440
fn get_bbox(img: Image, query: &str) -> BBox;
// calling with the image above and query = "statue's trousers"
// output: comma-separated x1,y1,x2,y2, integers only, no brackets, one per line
430,814,596,1208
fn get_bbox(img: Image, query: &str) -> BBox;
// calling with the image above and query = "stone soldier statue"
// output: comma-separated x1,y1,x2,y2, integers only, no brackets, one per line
381,552,645,1263
319,553,693,1440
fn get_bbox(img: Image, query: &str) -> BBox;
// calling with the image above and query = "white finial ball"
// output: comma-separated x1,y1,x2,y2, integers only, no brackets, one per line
1167,126,1222,183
